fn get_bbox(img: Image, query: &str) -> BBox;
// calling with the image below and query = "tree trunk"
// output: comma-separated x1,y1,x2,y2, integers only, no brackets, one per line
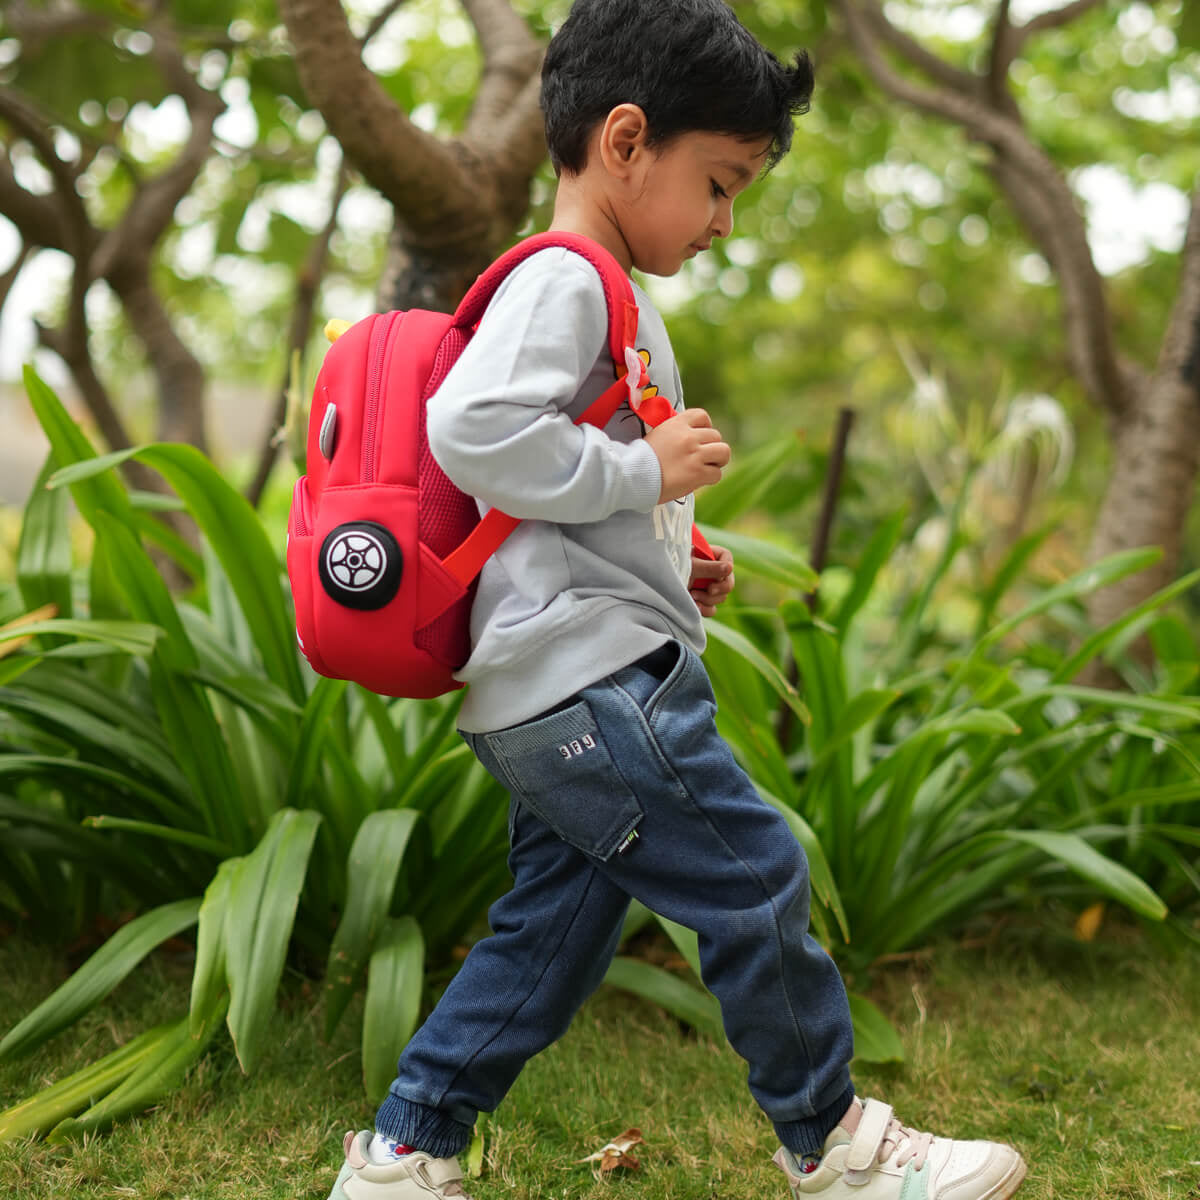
831,0,1200,664
1086,367,1200,637
107,265,209,453
1086,192,1200,644
378,229,500,315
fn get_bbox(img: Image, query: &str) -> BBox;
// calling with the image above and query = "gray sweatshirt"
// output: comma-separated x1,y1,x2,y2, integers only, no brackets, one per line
427,247,706,733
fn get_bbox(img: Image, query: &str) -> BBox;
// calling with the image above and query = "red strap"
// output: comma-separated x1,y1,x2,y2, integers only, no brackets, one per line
441,234,714,586
441,373,632,587
453,232,638,370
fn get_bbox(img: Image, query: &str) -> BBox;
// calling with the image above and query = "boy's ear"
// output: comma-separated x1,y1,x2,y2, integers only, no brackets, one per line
598,104,651,178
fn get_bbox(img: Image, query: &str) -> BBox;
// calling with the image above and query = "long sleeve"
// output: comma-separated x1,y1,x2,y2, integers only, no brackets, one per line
426,249,663,522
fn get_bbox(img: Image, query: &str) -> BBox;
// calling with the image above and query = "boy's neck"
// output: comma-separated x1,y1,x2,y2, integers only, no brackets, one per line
549,179,635,276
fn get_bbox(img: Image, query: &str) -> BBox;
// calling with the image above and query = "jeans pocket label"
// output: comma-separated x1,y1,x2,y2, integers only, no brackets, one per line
557,734,597,760
485,702,643,861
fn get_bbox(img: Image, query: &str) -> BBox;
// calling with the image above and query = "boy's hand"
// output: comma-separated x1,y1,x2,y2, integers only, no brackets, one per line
646,409,731,504
690,545,734,617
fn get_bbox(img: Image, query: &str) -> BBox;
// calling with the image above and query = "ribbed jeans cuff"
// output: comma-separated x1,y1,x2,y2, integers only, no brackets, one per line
374,1094,474,1159
774,1084,856,1158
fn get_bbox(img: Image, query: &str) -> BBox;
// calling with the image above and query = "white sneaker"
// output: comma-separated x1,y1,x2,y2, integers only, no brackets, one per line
327,1131,474,1199
773,1098,1026,1199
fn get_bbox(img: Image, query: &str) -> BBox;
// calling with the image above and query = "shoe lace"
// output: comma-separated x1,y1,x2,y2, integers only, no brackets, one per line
880,1116,934,1172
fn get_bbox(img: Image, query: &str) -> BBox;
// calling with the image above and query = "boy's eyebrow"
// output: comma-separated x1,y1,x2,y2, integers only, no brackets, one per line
717,161,754,183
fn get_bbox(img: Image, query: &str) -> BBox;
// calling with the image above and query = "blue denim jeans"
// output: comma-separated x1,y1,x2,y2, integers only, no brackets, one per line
375,642,855,1158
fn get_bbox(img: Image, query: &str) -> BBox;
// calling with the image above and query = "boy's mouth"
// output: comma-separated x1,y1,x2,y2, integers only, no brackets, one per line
689,242,711,255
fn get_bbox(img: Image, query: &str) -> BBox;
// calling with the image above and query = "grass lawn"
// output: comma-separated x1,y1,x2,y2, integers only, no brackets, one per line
1,919,1197,1199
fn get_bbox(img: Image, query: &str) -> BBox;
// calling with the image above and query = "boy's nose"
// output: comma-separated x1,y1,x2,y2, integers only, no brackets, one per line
713,199,734,239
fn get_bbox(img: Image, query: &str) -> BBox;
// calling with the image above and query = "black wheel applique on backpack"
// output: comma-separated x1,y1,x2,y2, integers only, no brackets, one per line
319,522,403,610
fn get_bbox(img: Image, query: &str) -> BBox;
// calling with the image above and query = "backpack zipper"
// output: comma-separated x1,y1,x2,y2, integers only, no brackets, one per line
362,311,400,484
289,476,313,538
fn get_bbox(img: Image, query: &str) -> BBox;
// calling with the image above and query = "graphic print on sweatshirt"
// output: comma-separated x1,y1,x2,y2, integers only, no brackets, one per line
613,348,695,588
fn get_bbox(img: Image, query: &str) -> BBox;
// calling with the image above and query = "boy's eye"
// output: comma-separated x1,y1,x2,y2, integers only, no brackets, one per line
710,180,728,199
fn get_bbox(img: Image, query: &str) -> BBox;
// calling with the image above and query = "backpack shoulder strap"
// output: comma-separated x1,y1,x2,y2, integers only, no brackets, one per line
440,232,715,588
452,232,638,371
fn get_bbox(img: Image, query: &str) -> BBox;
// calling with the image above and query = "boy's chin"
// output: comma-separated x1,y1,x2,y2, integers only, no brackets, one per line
636,256,688,278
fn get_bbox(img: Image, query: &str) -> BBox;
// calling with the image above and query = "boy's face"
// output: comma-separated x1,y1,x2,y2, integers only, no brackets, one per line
621,130,770,277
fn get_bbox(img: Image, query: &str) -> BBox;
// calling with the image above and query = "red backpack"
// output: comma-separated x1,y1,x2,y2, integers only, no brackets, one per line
286,232,713,699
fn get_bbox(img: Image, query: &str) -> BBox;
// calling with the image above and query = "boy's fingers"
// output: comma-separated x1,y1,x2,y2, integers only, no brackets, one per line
691,558,732,581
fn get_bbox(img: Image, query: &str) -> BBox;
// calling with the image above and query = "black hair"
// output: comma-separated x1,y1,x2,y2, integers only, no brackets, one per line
540,0,814,175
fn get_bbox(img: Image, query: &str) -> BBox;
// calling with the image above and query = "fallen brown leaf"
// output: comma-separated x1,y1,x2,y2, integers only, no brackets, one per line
578,1128,644,1175
1074,901,1105,942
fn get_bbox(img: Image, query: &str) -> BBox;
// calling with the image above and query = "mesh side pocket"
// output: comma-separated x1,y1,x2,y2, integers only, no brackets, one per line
415,393,479,666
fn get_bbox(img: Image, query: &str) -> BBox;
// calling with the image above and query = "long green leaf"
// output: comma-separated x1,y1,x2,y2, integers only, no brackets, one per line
285,677,349,812
189,858,238,1038
933,547,1165,717
1052,569,1200,683
325,809,422,1040
754,784,849,942
1029,685,1200,725
83,815,232,858
848,992,904,1064
652,914,704,978
0,797,176,905
706,619,810,728
832,507,907,636
694,433,803,527
0,899,200,1059
362,916,425,1103
224,808,321,1074
0,1022,174,1143
16,452,73,620
92,511,245,841
997,829,1168,920
0,619,162,655
0,758,183,816
23,368,133,530
51,443,304,699
696,523,818,590
47,996,227,1142
0,662,189,799
602,956,725,1041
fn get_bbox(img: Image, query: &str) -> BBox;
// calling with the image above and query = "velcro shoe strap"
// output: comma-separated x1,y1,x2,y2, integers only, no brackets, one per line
845,1099,894,1183
418,1156,464,1190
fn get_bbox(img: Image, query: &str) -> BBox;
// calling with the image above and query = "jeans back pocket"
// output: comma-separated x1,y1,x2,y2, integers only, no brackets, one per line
482,701,643,861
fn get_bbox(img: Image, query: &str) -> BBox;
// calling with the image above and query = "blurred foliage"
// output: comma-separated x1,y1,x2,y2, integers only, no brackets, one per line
2,1,1197,496
1,370,1197,1140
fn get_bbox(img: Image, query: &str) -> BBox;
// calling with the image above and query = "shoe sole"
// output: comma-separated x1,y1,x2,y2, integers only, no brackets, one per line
984,1153,1028,1199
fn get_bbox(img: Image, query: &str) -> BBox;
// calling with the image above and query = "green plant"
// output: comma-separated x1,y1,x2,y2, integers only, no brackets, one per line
0,368,515,1138
0,374,836,1138
700,506,1200,976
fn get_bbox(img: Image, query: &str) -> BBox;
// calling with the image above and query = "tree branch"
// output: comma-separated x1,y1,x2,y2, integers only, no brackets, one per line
986,0,1016,104
1158,188,1200,388
35,320,137,455
462,0,544,138
1,0,110,49
1022,0,1108,38
245,159,350,508
855,0,978,96
833,0,1129,420
476,69,549,226
90,17,224,280
0,150,68,249
362,0,409,44
0,87,91,238
990,0,1107,83
277,0,488,243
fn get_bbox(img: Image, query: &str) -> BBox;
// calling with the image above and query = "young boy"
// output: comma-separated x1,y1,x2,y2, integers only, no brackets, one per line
328,1,1027,1197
